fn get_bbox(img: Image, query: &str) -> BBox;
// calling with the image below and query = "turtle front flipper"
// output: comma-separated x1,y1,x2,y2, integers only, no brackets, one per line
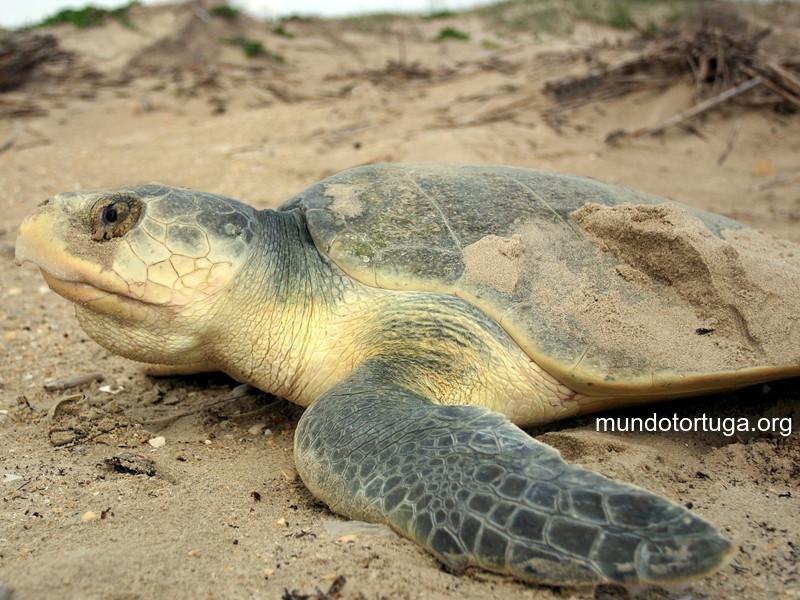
294,362,733,587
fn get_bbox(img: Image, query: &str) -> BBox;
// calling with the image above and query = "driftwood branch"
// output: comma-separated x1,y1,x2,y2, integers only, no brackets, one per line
0,33,66,92
742,65,800,110
43,371,106,392
717,120,741,165
544,8,800,136
607,77,762,143
765,62,800,96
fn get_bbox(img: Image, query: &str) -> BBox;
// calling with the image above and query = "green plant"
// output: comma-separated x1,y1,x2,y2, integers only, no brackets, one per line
475,1,572,36
33,1,138,29
642,19,659,38
338,12,410,32
423,10,456,20
607,1,635,29
222,36,284,61
666,3,696,23
281,14,315,23
210,4,240,20
273,24,294,38
435,26,470,42
471,0,702,37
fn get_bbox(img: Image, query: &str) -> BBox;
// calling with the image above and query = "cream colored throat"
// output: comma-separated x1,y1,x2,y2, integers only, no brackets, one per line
211,281,580,427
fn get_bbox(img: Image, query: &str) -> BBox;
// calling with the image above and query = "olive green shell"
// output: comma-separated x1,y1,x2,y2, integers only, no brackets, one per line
281,164,800,397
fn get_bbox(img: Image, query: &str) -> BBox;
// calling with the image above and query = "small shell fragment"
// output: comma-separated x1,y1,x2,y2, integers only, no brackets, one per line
99,383,124,394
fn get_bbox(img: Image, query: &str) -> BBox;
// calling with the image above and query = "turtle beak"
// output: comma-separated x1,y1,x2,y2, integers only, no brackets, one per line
15,197,75,279
15,193,108,287
17,200,61,265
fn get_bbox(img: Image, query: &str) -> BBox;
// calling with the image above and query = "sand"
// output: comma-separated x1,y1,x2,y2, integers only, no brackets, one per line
463,234,524,293
569,201,800,374
1,2,799,599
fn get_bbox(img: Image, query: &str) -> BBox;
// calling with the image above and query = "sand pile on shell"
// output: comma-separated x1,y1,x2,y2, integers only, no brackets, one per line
570,202,800,374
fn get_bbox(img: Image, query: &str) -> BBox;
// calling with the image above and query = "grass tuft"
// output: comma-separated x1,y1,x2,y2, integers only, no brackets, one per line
32,1,138,29
210,5,240,20
435,26,470,42
607,1,636,29
273,24,295,38
280,14,316,23
423,10,457,20
222,36,284,61
338,12,410,32
473,0,701,36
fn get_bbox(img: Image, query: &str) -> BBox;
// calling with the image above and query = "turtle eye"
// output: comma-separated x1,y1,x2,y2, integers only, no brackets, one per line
102,204,119,224
92,194,141,242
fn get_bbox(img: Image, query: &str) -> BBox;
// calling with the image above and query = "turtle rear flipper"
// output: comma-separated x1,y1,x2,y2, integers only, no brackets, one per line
294,361,733,586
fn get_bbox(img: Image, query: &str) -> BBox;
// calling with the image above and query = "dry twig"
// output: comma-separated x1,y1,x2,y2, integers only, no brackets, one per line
543,8,799,137
612,76,762,141
43,372,105,392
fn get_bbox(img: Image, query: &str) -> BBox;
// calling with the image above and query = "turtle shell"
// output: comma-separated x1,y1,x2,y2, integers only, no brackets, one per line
281,164,800,397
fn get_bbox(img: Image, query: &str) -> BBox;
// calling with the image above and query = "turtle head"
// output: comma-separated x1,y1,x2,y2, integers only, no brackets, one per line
15,185,259,365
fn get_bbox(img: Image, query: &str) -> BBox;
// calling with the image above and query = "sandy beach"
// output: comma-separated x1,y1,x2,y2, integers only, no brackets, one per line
1,1,798,598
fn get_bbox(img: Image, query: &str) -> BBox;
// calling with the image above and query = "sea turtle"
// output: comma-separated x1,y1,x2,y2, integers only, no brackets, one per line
15,164,800,588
